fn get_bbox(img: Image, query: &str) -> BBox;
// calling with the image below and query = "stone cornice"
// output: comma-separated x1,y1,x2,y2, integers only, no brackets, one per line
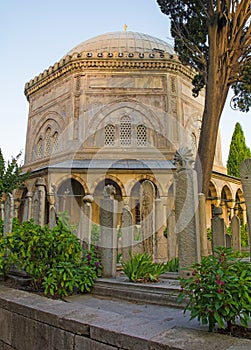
24,53,195,100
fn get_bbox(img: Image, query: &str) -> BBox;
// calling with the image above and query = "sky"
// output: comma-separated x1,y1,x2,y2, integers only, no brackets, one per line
0,0,250,166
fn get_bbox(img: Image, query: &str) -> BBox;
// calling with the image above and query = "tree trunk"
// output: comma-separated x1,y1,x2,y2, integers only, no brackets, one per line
195,17,230,195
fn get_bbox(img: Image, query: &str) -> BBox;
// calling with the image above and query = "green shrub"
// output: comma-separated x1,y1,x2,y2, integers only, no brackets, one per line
121,251,167,282
0,219,102,297
42,262,96,297
178,247,251,332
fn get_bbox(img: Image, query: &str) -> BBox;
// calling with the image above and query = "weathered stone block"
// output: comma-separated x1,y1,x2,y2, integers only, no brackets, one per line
75,335,118,350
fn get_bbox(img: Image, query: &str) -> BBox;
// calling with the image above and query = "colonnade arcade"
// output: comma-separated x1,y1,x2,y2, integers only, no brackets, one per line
16,174,246,232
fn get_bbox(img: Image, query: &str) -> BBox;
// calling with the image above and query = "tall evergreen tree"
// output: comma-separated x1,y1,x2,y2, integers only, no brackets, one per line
227,122,251,177
0,149,29,200
157,0,251,194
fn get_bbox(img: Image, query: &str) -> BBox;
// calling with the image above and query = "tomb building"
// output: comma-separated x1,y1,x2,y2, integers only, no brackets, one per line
18,31,244,258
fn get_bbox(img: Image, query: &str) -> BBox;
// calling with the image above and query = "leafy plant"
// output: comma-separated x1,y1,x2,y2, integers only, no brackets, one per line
0,219,101,297
42,262,96,297
178,247,251,332
0,149,30,200
91,224,100,245
82,245,102,277
165,257,179,273
122,251,167,282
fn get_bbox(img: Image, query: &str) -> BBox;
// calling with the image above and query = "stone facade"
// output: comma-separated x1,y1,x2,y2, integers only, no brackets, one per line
15,31,245,261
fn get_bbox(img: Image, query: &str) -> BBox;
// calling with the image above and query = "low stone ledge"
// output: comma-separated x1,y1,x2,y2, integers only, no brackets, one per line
1,284,251,350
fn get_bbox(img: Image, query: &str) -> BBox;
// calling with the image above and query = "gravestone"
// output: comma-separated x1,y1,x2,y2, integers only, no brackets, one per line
121,205,133,262
198,193,208,256
32,178,46,226
231,214,241,252
79,195,94,249
211,206,226,249
173,147,201,278
155,198,167,262
239,159,251,258
46,188,57,229
3,193,14,235
140,180,155,257
100,185,118,277
0,201,4,221
22,192,33,222
225,233,232,248
167,209,177,260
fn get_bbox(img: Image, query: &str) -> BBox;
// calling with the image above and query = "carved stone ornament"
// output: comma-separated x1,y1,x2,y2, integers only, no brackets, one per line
239,159,251,181
104,185,116,198
173,147,194,171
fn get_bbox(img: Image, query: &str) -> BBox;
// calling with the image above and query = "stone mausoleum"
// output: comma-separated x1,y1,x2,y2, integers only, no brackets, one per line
18,30,245,260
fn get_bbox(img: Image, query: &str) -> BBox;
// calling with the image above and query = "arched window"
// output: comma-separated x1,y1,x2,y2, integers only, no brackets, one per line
52,131,59,152
37,138,43,158
120,115,131,145
137,124,147,146
44,127,51,156
104,124,115,146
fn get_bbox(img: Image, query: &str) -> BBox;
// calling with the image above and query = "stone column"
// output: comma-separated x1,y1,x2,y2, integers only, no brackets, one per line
140,180,155,257
239,159,251,259
100,185,118,278
121,205,133,262
198,193,208,256
32,177,46,226
231,214,241,252
3,193,14,235
79,195,94,249
155,198,167,262
211,206,226,249
173,148,201,278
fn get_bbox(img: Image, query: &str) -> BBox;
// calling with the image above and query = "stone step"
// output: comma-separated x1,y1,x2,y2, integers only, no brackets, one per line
91,276,186,308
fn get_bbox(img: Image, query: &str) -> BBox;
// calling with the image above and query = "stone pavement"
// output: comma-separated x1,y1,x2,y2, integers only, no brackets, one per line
1,283,251,349
66,292,251,350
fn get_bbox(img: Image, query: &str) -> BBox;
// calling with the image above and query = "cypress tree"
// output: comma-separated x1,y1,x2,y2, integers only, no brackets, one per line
227,123,251,177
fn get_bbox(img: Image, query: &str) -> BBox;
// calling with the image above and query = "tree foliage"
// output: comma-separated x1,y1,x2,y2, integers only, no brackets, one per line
227,122,251,177
0,149,29,199
157,0,251,194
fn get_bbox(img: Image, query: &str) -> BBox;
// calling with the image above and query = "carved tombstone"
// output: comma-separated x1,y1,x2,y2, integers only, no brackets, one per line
79,195,94,249
211,206,226,249
198,193,208,256
239,159,251,258
22,192,33,222
231,214,241,252
121,205,133,262
3,193,14,235
32,178,46,226
173,148,201,278
155,198,168,262
0,201,4,221
140,180,155,257
100,185,118,277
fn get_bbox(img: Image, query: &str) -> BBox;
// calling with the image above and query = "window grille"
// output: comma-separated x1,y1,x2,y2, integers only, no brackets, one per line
52,131,59,152
37,138,43,158
104,124,115,145
137,124,147,146
120,115,131,145
44,128,51,156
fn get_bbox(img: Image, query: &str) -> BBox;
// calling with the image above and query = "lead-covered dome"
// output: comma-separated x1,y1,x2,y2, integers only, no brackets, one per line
67,31,175,56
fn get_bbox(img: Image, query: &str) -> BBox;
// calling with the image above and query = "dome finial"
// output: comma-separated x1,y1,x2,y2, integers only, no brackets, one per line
124,24,128,32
